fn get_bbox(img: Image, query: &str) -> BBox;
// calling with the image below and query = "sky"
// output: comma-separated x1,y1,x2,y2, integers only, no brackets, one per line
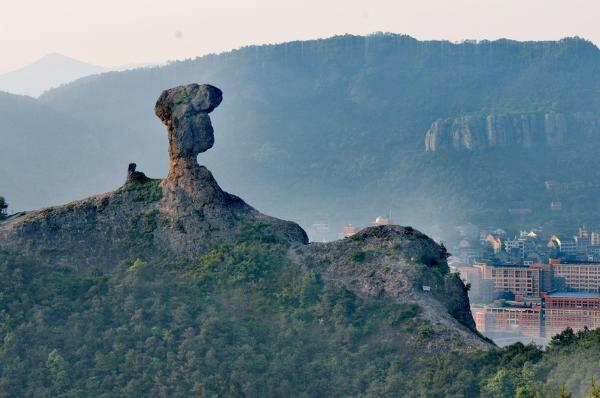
1,0,600,74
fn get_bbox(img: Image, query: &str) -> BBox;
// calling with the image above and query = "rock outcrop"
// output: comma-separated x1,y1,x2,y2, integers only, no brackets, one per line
153,84,308,256
0,84,307,268
0,83,490,352
126,163,149,184
154,84,222,179
424,112,600,151
301,225,491,352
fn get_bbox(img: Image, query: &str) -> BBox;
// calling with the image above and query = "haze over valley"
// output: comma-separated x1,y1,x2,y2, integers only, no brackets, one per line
3,2,600,396
3,34,600,242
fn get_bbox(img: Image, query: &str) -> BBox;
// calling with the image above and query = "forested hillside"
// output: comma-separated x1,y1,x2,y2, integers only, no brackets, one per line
0,80,494,396
1,235,600,397
4,34,600,237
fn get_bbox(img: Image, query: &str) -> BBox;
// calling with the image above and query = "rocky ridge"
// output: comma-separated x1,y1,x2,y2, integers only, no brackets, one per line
425,111,600,151
301,225,490,352
0,83,490,352
0,84,307,268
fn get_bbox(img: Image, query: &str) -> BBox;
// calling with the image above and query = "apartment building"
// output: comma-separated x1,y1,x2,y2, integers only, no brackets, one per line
472,306,541,338
542,291,600,337
475,262,541,299
551,261,600,292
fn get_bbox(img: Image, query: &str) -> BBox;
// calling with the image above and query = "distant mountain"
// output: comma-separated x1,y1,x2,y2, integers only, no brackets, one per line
112,62,161,71
0,53,108,97
4,34,600,239
0,53,109,97
0,54,161,97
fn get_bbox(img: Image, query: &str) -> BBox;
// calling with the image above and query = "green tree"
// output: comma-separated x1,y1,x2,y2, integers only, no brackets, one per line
0,196,7,220
559,383,573,398
47,349,71,394
589,378,600,398
484,369,516,398
550,328,576,348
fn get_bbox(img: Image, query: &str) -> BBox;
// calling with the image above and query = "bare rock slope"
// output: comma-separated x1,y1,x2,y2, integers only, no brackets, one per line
301,225,491,352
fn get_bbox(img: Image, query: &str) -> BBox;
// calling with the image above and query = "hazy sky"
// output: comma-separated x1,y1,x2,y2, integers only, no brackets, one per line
1,0,599,74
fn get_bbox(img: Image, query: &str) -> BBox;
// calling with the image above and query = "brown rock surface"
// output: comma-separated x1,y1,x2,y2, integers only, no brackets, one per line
154,84,223,179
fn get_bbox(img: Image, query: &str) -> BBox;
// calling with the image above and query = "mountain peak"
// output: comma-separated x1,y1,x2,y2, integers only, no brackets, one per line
0,53,107,97
36,52,86,64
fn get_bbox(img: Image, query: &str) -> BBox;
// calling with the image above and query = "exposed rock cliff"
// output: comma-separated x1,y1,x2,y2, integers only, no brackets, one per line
425,112,600,151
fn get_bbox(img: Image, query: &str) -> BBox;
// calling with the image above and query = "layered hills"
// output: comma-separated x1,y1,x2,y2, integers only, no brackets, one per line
2,84,600,397
4,35,600,238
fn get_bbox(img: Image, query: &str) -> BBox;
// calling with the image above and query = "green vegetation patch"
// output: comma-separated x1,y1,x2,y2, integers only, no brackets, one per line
351,249,374,263
0,235,448,397
3,234,600,396
172,85,199,106
122,179,163,204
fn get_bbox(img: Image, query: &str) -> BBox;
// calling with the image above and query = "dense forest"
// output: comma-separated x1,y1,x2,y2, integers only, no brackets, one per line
1,227,600,397
4,34,600,239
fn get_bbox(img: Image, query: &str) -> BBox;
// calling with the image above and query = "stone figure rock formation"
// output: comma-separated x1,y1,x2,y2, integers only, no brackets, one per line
154,84,223,179
0,83,308,267
152,83,309,254
126,163,149,184
152,84,229,202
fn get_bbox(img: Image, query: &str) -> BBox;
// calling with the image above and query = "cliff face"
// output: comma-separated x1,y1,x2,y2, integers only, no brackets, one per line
425,112,600,151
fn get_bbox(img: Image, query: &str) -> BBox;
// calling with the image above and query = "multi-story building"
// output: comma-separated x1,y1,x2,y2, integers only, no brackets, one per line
504,239,526,263
472,291,600,340
468,232,600,341
542,291,600,337
551,261,600,292
457,266,495,303
472,305,541,338
529,263,553,292
591,232,600,246
559,239,577,256
588,246,600,262
475,262,542,299
482,233,502,254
